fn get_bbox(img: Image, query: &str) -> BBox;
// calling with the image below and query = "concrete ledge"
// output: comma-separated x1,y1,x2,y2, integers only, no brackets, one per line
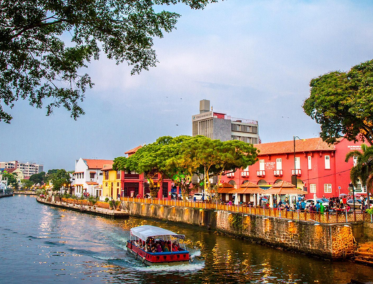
0,193,13,198
36,197,129,219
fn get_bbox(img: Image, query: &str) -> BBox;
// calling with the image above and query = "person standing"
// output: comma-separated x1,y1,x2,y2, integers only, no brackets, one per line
320,203,325,215
301,199,306,212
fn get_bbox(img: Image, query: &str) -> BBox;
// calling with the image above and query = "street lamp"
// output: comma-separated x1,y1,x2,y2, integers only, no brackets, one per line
349,183,355,211
292,136,303,188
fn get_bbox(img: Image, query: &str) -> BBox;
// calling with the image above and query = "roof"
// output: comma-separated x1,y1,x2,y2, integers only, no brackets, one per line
102,164,113,171
254,138,335,155
83,159,113,169
218,188,236,194
125,145,142,155
234,182,264,194
130,225,185,240
5,168,16,173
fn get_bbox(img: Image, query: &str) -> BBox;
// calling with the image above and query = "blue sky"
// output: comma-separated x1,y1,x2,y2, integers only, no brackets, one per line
1,0,373,171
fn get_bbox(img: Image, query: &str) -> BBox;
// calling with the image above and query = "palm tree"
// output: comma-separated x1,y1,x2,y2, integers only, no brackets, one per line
345,144,373,206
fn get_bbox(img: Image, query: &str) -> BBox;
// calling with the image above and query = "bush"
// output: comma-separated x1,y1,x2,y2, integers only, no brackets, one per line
109,200,114,208
88,196,97,205
105,197,109,202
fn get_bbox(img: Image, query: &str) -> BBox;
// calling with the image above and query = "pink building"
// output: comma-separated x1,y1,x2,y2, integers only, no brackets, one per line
220,137,366,199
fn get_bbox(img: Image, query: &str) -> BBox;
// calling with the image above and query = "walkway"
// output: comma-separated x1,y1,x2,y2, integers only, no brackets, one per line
120,197,367,224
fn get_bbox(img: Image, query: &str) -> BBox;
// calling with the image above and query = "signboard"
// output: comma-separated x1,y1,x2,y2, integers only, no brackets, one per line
265,162,276,170
192,111,213,121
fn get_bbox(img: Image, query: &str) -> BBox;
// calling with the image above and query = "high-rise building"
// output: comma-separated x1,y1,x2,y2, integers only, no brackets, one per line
0,161,44,178
192,99,260,143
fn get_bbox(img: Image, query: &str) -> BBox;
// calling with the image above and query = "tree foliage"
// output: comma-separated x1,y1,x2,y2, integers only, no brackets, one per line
1,170,19,189
49,169,71,192
29,171,45,185
303,59,373,145
114,135,258,199
345,144,373,192
22,179,34,189
0,0,217,123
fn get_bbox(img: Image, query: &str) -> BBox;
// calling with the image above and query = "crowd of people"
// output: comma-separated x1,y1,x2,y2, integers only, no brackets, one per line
133,238,182,253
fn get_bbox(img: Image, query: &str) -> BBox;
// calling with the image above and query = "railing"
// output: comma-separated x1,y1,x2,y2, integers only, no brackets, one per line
257,170,265,177
120,197,367,224
273,170,283,176
226,172,235,178
124,174,140,179
241,171,249,177
292,169,302,176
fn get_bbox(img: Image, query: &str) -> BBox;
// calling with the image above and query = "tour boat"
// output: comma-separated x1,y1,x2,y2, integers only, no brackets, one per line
126,225,190,265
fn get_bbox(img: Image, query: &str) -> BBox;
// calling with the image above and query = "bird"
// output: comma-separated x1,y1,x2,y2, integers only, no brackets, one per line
176,124,179,126
180,98,182,100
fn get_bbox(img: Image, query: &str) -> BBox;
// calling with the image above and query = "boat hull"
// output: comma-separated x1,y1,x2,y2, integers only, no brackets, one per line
126,240,190,266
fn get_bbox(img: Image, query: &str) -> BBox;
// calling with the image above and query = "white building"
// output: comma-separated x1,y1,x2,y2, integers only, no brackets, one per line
0,161,43,178
72,158,113,198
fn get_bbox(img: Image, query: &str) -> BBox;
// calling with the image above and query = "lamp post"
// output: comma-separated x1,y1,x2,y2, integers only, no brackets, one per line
292,136,302,188
349,183,355,211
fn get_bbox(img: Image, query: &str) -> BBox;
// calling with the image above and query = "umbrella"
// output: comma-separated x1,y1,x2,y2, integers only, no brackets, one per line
339,193,348,197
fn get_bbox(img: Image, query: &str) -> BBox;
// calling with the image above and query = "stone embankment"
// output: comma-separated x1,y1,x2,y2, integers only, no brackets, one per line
0,193,13,198
122,200,360,259
14,191,37,195
37,197,129,219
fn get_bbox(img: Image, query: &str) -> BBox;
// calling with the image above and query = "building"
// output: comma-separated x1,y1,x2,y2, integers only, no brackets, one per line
120,146,174,199
72,158,113,198
192,99,259,144
0,168,24,187
220,137,366,199
0,161,43,178
102,164,121,201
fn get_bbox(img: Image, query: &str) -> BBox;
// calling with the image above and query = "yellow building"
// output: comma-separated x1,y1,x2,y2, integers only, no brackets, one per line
102,164,121,200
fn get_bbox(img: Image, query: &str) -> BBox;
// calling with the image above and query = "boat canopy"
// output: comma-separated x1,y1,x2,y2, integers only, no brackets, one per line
130,225,185,240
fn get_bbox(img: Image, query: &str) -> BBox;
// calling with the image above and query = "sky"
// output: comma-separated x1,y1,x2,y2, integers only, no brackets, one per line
1,0,373,171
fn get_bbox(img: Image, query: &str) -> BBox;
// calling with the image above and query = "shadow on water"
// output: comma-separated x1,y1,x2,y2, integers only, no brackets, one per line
1,196,373,283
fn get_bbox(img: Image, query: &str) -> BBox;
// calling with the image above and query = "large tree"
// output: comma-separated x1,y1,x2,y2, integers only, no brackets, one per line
303,59,373,145
49,169,71,192
1,170,19,189
114,135,258,199
0,0,217,123
29,171,45,185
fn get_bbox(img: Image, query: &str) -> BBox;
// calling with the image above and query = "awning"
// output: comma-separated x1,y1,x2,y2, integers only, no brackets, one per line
74,171,84,174
130,225,185,240
86,182,98,185
90,171,96,174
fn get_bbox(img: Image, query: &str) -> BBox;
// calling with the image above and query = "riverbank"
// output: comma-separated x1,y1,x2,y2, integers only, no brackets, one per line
14,191,37,195
36,197,129,219
0,193,13,198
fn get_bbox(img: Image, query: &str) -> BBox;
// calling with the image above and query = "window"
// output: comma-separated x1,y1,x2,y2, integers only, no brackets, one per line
117,182,119,187
308,156,312,170
104,171,109,180
295,157,300,169
310,184,316,193
105,182,108,187
353,156,358,166
324,184,332,193
259,159,265,171
252,126,257,134
117,170,120,179
90,173,95,179
276,158,282,170
325,155,330,169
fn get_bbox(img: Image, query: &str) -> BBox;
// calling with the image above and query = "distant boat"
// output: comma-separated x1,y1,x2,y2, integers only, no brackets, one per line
126,225,190,265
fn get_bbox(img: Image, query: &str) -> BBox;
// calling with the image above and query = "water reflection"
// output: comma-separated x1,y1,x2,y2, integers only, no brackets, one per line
1,196,373,283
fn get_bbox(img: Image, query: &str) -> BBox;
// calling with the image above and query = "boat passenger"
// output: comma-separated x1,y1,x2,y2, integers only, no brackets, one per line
156,243,162,252
163,245,169,252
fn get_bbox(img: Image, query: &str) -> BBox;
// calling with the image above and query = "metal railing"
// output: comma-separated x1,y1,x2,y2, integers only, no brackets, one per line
120,197,367,224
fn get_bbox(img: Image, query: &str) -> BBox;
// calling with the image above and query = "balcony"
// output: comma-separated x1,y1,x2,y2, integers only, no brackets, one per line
226,172,235,178
124,174,140,179
274,170,283,176
292,169,302,176
257,170,265,177
241,171,249,178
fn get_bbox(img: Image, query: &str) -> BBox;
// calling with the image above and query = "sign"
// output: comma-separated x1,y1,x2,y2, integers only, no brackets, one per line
192,111,213,121
338,186,341,190
265,162,276,170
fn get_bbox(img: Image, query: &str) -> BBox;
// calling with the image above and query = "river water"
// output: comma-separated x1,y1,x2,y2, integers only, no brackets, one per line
1,196,373,284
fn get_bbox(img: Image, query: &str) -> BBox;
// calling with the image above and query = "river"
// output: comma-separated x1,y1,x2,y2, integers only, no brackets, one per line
1,195,373,283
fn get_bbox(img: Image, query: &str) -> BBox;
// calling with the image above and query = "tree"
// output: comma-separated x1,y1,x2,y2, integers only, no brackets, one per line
1,170,19,189
114,135,259,199
303,59,373,145
29,171,45,185
0,0,218,123
114,135,191,197
49,169,71,192
22,179,34,189
345,144,373,193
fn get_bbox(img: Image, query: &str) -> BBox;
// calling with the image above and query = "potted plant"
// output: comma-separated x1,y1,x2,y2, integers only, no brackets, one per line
109,200,114,210
115,200,121,211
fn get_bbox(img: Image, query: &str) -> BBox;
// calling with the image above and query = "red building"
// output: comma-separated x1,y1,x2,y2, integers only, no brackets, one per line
220,137,366,199
121,146,173,200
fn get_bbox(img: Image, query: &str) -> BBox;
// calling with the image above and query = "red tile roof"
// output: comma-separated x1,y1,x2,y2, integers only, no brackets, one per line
254,138,335,155
125,145,142,155
83,159,113,169
102,164,113,171
4,168,16,173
